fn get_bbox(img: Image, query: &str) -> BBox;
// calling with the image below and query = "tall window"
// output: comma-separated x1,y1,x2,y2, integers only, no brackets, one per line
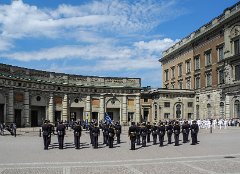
178,64,182,77
178,80,183,89
186,78,191,89
234,39,240,55
196,105,199,119
186,61,191,73
195,76,200,89
219,69,225,84
235,65,240,81
176,104,181,118
171,67,175,78
234,100,240,118
154,105,158,120
171,83,175,89
165,69,169,81
206,73,212,87
194,56,200,70
220,102,224,118
218,46,224,61
205,51,212,66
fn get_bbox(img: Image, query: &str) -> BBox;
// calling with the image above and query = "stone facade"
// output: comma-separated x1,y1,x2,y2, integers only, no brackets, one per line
159,2,240,120
0,63,141,127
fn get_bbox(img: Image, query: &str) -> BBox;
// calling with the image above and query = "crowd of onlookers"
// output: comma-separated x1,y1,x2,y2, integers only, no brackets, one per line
0,122,17,136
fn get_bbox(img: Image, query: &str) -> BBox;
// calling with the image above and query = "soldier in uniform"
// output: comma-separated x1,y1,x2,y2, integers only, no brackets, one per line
182,121,189,143
158,122,165,147
140,122,148,147
103,123,109,146
114,121,122,144
89,121,94,145
151,122,158,145
73,121,82,149
146,122,152,143
128,122,137,150
190,120,199,145
56,121,66,149
108,124,115,148
136,123,141,145
173,121,181,146
166,121,173,144
42,120,50,150
92,123,100,148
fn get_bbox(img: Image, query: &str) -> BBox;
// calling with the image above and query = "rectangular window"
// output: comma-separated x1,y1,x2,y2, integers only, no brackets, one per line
234,39,240,55
154,105,157,120
143,98,148,103
219,69,225,84
186,78,191,89
171,83,175,89
235,65,240,81
178,80,183,89
186,61,191,73
205,51,211,66
188,113,192,119
164,113,170,119
164,102,170,107
194,56,200,70
178,64,182,77
195,76,200,89
188,102,193,107
206,73,212,87
171,67,175,78
165,69,169,81
218,46,224,61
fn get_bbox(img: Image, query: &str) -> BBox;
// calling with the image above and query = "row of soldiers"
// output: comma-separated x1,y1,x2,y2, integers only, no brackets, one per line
42,120,122,150
128,120,199,150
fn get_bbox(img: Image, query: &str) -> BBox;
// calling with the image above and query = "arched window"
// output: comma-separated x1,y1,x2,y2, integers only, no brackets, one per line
234,100,240,118
220,102,224,118
207,103,211,118
176,104,181,119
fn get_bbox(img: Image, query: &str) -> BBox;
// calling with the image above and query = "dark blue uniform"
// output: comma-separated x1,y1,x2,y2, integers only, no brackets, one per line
56,123,66,149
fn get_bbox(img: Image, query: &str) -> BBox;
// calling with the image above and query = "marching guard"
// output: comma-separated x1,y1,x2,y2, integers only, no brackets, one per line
141,122,148,147
115,122,122,144
151,122,158,145
42,120,50,150
56,121,66,149
158,122,165,147
92,123,100,149
128,122,137,150
108,124,115,148
73,121,82,149
173,121,180,146
166,121,173,144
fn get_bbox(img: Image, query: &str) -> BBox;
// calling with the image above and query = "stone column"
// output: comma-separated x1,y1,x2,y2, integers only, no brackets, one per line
62,94,68,121
24,90,30,127
85,95,91,121
99,94,105,121
7,88,14,123
122,95,127,125
135,94,141,123
225,94,230,119
48,94,54,123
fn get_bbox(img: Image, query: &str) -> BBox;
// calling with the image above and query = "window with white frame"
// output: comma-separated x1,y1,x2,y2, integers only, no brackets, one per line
178,64,182,77
205,51,211,66
186,78,191,89
194,56,200,70
171,66,175,78
218,46,224,61
234,39,240,55
195,76,200,89
219,69,225,84
165,69,169,81
186,61,191,73
206,73,212,87
178,80,183,89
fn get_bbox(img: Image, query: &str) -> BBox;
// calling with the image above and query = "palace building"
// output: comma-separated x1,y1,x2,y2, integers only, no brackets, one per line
0,63,142,127
159,2,240,120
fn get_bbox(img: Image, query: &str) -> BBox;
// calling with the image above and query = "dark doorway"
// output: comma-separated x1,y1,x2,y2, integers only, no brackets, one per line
0,104,4,123
92,112,98,121
14,109,21,127
55,111,61,123
143,108,149,122
107,112,113,120
31,110,38,127
70,112,76,121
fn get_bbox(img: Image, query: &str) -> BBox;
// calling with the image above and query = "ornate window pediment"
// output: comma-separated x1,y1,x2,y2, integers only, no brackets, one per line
230,25,240,39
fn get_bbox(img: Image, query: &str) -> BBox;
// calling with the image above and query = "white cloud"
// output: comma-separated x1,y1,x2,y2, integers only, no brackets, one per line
0,38,13,51
134,38,179,53
0,0,182,40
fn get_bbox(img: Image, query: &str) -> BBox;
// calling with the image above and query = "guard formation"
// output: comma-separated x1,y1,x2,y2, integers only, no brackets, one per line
128,120,199,150
40,119,199,150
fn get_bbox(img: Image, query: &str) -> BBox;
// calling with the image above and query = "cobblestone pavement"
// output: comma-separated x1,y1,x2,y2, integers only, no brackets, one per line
0,127,240,174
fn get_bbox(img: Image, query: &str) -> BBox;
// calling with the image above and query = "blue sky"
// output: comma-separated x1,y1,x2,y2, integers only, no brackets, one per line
0,0,239,87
